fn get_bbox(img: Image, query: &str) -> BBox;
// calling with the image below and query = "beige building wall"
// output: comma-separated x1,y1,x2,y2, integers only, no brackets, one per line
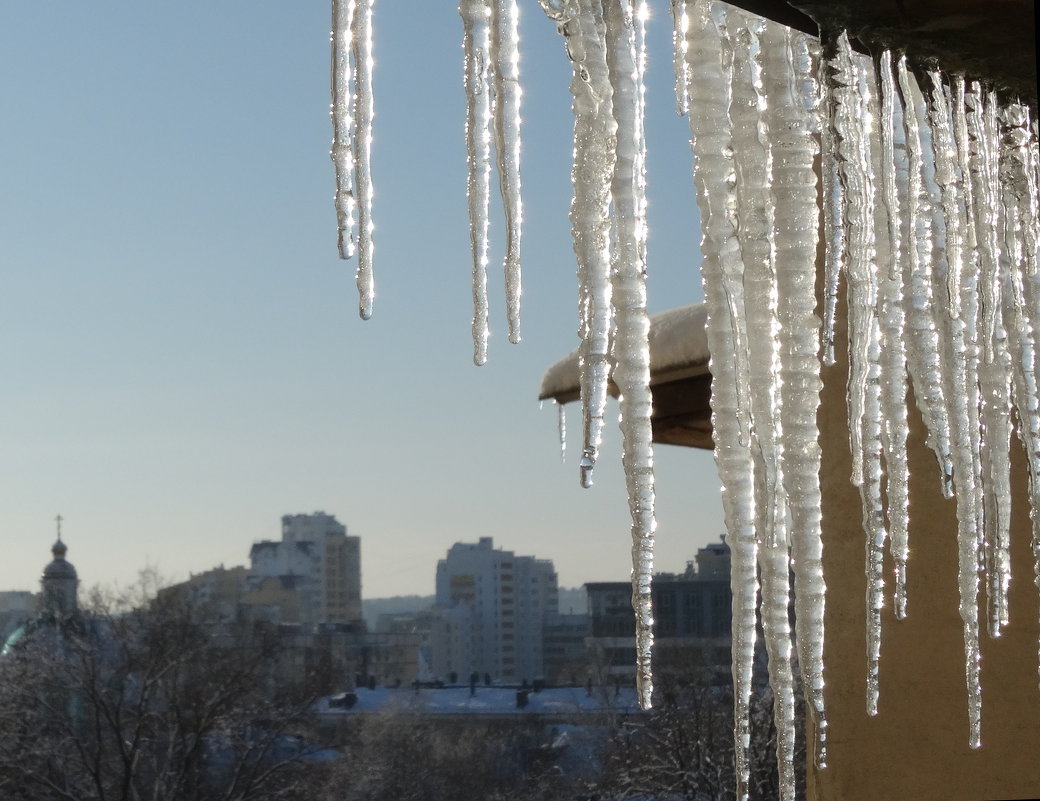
810,297,1040,801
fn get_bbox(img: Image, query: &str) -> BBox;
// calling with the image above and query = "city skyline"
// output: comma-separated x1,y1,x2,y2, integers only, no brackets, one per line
0,2,725,599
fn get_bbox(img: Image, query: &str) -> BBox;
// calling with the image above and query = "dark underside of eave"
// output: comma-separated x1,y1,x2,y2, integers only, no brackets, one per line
725,0,1036,107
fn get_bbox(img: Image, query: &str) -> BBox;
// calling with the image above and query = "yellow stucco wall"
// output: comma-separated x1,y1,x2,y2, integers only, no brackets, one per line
810,308,1040,800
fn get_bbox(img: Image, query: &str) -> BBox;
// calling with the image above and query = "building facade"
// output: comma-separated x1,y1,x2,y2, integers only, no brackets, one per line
586,538,733,683
247,512,362,627
433,537,558,683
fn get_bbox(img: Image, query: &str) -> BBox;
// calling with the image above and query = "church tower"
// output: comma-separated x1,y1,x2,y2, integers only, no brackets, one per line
40,516,79,616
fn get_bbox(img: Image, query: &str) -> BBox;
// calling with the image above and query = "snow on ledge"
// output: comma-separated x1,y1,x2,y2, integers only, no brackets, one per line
538,303,711,403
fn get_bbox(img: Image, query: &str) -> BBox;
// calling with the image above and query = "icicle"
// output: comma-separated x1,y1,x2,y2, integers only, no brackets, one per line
352,0,376,320
490,0,524,344
952,78,985,632
763,24,828,769
669,0,690,116
552,0,616,489
896,58,955,496
818,30,845,368
729,18,795,798
999,99,1040,690
969,91,1014,634
684,5,758,798
603,0,656,711
923,68,983,748
875,50,911,619
460,0,493,365
829,34,874,492
828,34,889,714
330,0,357,261
557,399,567,460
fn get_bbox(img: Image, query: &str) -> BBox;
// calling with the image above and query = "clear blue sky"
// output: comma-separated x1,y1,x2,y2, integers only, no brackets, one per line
0,1,724,599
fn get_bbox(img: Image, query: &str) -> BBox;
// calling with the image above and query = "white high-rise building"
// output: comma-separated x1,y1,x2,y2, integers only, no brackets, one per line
433,537,558,683
247,512,361,627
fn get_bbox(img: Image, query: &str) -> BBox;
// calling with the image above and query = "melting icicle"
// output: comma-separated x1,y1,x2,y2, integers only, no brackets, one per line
968,88,1013,628
896,58,955,496
999,99,1040,690
669,0,690,116
966,82,1013,637
763,24,828,769
553,0,616,489
603,0,656,711
875,50,911,619
829,33,889,715
683,5,758,798
926,69,983,747
490,0,524,344
951,77,989,638
330,0,357,261
352,0,376,320
818,31,845,368
730,16,796,798
460,0,493,365
557,399,567,460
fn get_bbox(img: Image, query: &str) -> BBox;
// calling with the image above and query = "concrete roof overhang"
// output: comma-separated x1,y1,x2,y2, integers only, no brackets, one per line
725,0,1036,106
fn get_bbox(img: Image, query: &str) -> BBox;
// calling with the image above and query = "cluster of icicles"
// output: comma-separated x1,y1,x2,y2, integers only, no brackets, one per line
330,1,1040,799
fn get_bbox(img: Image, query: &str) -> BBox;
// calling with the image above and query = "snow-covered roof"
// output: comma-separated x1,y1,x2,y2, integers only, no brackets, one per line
318,685,641,717
538,303,710,403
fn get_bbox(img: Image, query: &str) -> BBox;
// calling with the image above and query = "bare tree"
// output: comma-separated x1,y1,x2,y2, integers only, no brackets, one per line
593,650,804,801
0,581,328,801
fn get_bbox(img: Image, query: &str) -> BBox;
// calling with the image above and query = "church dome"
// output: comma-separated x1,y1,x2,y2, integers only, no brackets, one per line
42,539,78,581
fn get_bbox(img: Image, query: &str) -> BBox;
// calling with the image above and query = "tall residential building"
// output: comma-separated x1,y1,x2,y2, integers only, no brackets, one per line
247,512,362,627
433,537,558,683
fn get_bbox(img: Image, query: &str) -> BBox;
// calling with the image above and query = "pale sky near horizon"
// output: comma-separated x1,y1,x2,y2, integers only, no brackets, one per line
0,2,726,600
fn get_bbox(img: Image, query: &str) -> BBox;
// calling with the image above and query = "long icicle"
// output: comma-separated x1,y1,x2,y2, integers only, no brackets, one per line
830,33,888,716
927,69,983,748
966,82,1013,637
352,0,376,320
553,0,616,489
490,0,524,344
460,0,494,365
764,24,828,769
731,15,796,799
951,77,989,642
604,0,656,710
669,0,690,116
330,0,358,261
896,58,955,496
875,50,911,619
818,30,845,368
684,4,758,798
